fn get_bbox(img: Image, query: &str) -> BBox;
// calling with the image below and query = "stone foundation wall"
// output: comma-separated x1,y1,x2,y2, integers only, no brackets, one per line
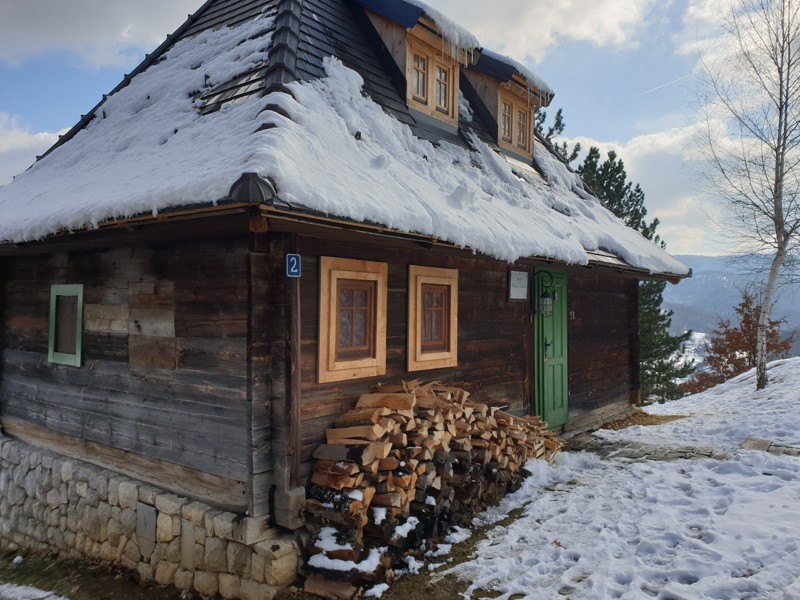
0,434,299,600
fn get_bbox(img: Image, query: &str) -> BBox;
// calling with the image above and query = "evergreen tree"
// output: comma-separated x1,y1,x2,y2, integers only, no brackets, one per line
535,108,580,163
577,148,693,402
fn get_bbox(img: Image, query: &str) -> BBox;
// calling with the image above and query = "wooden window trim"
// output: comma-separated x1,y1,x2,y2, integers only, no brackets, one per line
406,35,458,124
48,284,84,367
319,257,387,383
408,266,458,371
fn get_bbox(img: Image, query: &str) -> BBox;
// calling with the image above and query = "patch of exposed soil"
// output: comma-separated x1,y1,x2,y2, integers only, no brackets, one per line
601,409,686,431
0,552,198,600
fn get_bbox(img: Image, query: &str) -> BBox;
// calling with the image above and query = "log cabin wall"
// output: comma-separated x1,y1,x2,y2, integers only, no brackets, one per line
566,272,638,431
289,232,530,484
0,238,255,512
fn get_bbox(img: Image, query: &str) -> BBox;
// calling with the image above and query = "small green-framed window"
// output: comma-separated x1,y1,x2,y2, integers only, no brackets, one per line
48,284,84,367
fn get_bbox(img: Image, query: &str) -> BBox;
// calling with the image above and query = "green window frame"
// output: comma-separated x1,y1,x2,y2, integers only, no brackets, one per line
48,284,84,367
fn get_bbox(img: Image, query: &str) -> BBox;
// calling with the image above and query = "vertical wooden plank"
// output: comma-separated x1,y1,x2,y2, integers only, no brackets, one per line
268,236,291,493
629,279,641,406
248,235,273,518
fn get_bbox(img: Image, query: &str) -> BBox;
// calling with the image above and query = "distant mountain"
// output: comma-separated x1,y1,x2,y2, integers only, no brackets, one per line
662,255,800,354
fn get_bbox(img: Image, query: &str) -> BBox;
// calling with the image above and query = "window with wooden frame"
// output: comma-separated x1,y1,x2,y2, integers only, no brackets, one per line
319,257,388,383
516,108,529,149
408,266,458,371
48,284,84,367
406,35,458,124
498,88,533,157
501,101,513,142
412,53,428,102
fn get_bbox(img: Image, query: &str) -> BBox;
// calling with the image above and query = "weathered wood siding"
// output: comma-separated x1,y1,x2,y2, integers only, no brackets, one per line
566,273,637,430
292,235,530,482
0,239,254,511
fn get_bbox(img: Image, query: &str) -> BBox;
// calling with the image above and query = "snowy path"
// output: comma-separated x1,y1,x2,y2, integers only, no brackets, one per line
441,359,800,600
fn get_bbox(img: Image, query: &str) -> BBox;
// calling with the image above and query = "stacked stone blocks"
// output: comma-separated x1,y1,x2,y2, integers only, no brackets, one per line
0,434,299,600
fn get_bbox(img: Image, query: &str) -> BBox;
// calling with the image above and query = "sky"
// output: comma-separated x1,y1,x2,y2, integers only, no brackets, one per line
0,0,730,255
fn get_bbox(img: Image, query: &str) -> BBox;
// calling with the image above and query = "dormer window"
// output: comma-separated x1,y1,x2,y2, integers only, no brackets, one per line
406,34,458,124
498,88,532,157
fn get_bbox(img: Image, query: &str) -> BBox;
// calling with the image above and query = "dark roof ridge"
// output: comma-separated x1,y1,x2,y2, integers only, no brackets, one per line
36,0,219,163
264,0,305,89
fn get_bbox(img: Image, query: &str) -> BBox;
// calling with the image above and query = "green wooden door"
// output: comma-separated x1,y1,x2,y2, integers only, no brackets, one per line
534,270,568,428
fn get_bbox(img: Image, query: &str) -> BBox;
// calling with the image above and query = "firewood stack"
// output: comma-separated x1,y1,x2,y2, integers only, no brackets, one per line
303,381,563,598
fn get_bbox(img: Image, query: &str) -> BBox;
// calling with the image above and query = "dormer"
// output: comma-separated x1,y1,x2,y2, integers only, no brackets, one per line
354,1,478,132
405,19,462,125
465,50,554,161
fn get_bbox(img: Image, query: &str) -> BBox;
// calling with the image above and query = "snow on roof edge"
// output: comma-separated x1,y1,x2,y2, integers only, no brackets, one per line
480,48,553,96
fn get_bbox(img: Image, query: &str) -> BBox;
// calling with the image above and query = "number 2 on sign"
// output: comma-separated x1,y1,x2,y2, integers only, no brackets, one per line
286,254,301,278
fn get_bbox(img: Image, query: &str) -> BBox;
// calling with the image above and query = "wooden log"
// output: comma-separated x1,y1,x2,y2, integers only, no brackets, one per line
333,407,391,427
356,393,416,417
326,424,388,442
304,573,358,600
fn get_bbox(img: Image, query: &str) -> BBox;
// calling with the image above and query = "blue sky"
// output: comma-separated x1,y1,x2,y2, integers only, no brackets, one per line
0,0,726,254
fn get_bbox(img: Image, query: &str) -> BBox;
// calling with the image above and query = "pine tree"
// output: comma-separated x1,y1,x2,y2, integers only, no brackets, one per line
681,290,793,394
535,108,580,163
577,145,693,402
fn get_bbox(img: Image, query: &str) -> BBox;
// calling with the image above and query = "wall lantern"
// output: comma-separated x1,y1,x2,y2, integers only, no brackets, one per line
536,271,557,318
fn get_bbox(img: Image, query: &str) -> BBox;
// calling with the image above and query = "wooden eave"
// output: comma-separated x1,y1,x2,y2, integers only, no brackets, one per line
0,197,688,283
0,193,691,283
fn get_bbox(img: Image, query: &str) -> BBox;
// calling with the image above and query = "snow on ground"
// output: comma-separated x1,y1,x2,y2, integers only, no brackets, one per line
0,583,69,600
443,358,800,599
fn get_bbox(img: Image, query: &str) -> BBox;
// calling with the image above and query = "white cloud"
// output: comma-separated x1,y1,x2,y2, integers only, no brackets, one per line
564,124,734,255
0,1,197,67
424,0,663,62
0,115,60,186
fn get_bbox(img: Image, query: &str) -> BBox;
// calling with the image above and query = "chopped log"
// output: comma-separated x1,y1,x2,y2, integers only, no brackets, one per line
326,423,388,442
304,573,358,600
356,393,416,417
372,492,402,508
333,407,392,427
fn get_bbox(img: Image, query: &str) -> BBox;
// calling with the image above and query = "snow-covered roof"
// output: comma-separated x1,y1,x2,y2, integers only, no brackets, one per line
0,1,688,278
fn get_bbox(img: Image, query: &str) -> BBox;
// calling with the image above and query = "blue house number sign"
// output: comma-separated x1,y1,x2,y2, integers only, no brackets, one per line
285,254,302,278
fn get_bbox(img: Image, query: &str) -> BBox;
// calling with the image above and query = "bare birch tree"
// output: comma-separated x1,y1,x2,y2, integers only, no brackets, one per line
697,0,800,389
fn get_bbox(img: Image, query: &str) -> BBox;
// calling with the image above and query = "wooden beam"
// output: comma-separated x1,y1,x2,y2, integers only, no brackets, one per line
1,417,248,512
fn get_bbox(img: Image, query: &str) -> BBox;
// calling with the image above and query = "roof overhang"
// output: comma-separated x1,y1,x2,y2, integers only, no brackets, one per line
0,172,689,283
347,0,423,29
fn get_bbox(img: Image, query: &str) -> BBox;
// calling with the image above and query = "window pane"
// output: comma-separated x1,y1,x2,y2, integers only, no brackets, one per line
336,279,376,359
436,65,449,110
55,295,78,354
339,309,353,348
353,309,366,347
517,109,528,148
353,289,368,308
502,102,512,141
339,288,353,308
420,284,449,352
413,54,427,100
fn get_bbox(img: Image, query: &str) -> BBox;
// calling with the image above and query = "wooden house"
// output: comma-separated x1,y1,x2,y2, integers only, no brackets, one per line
0,0,689,529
